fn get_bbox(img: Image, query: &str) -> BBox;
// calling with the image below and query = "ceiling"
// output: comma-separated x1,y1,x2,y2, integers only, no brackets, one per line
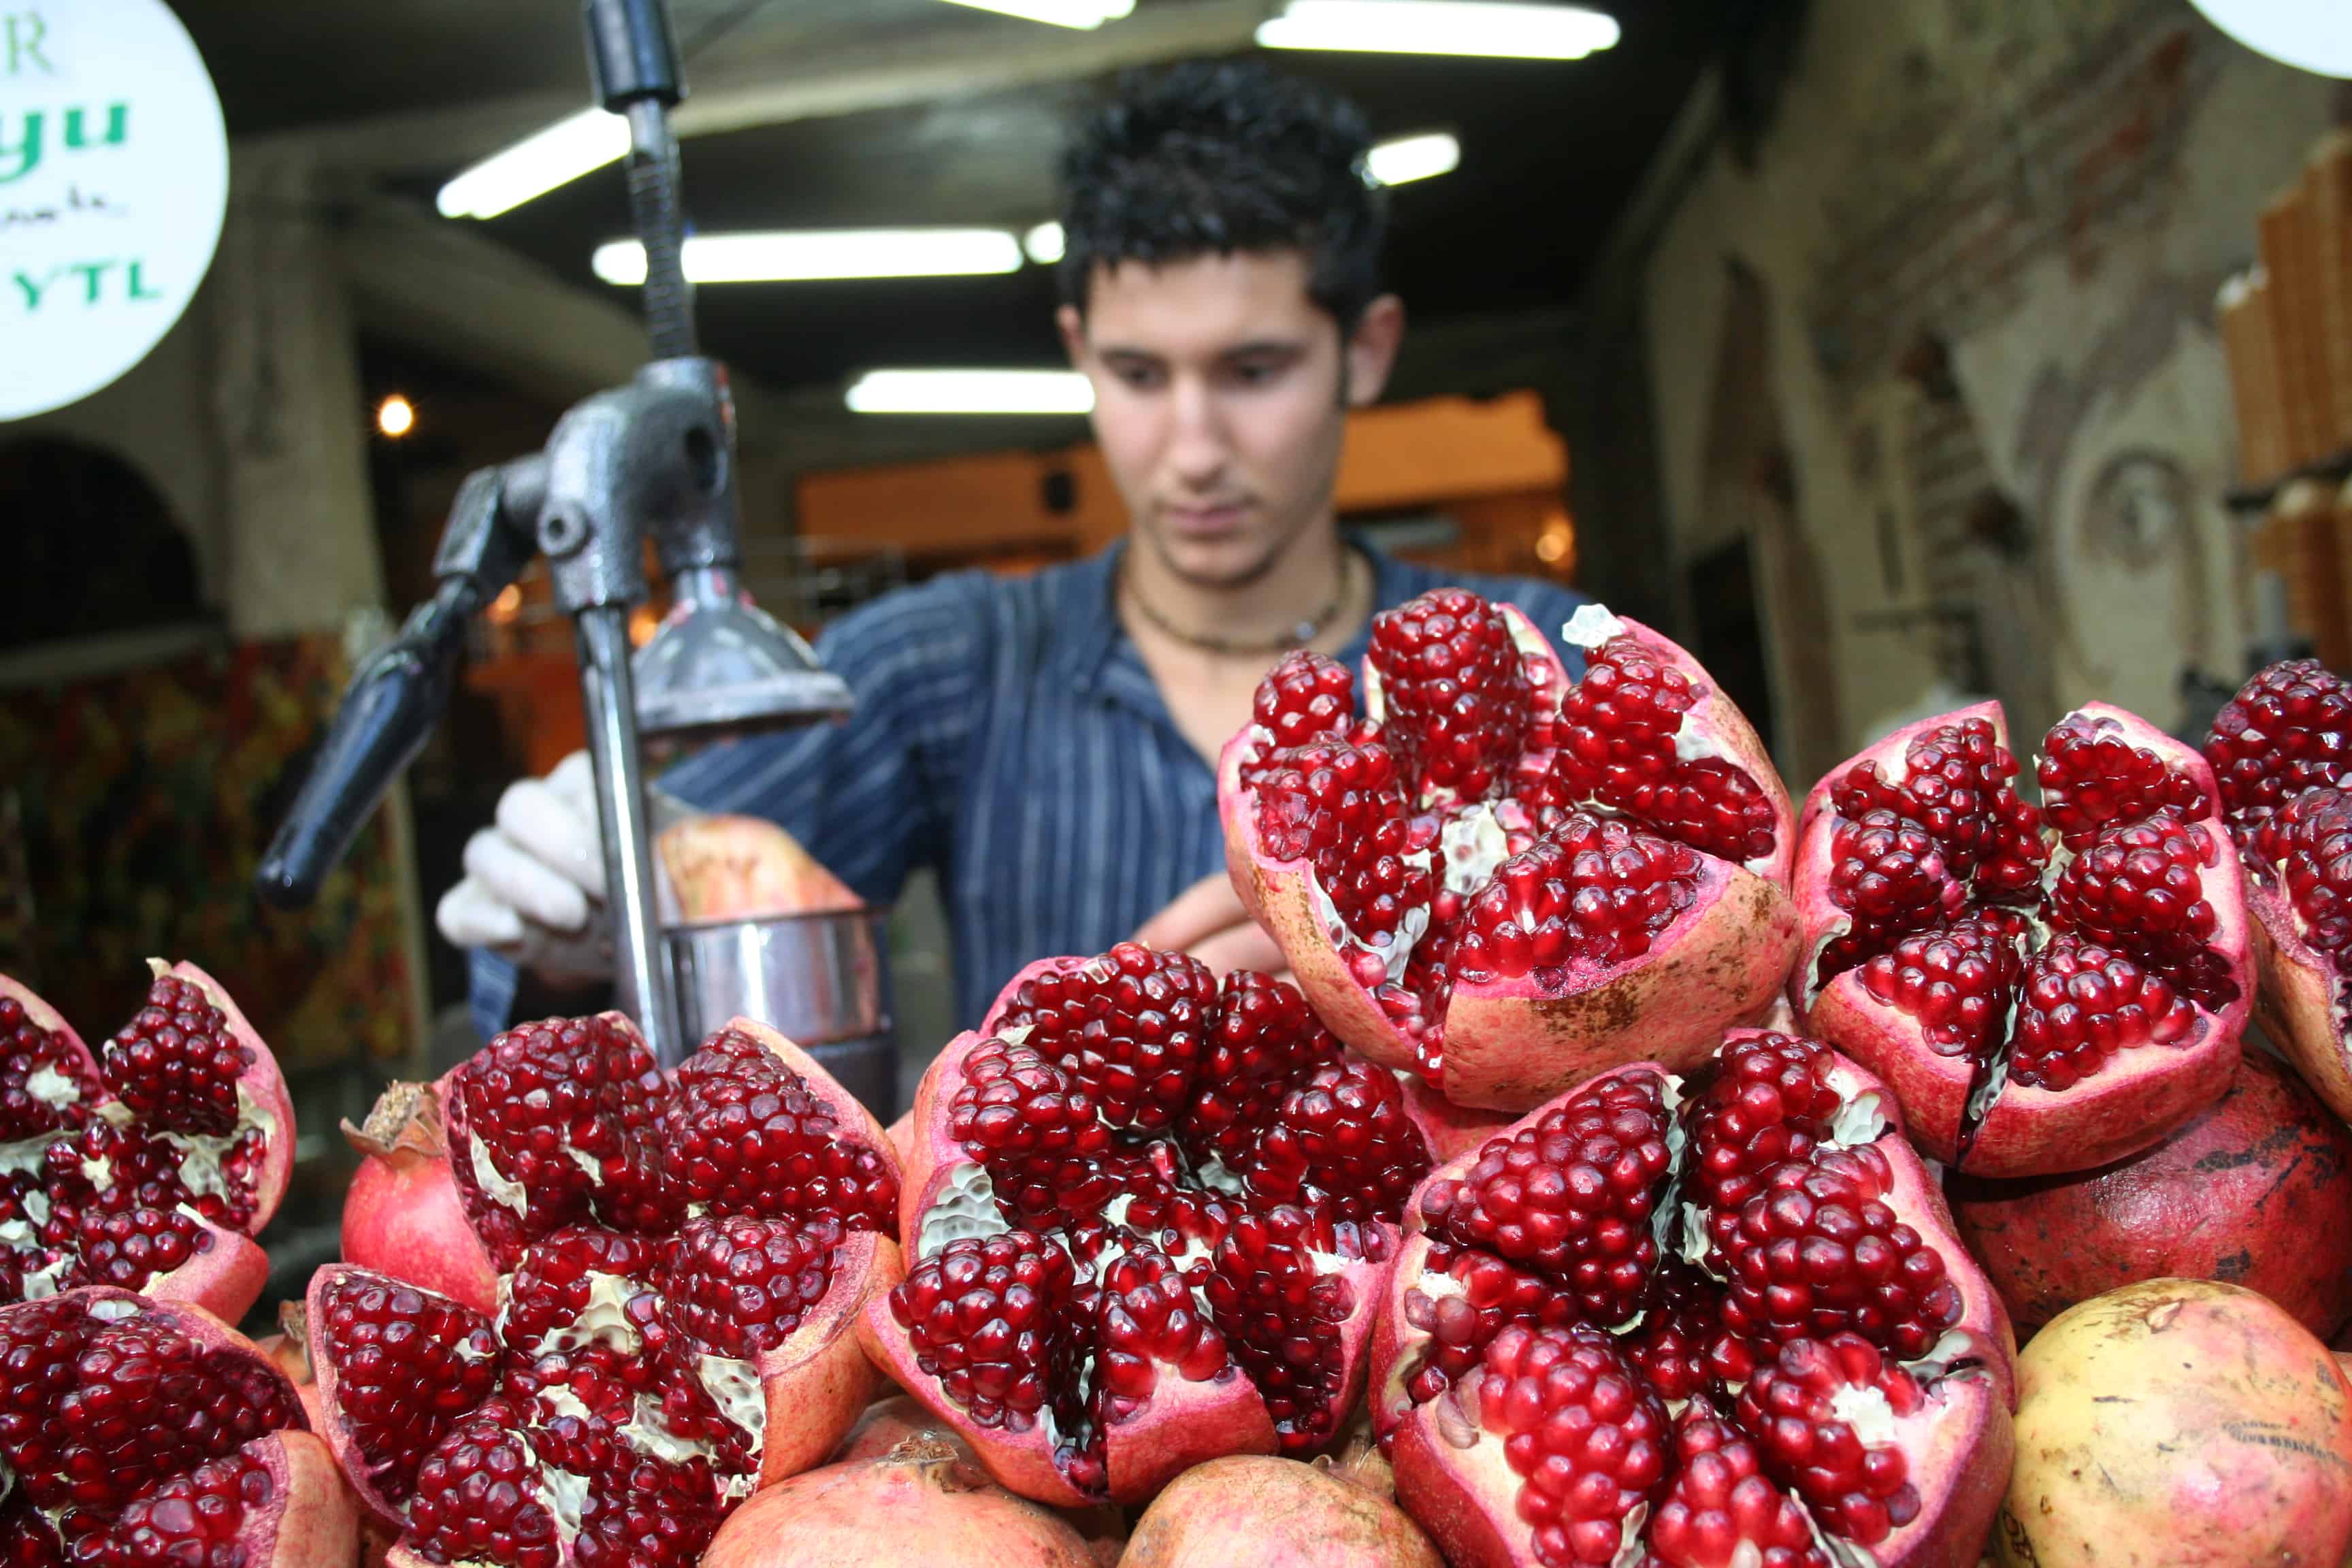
171,0,1741,394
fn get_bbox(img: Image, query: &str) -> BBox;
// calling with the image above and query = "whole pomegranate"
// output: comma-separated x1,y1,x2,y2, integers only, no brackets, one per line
1119,1454,1442,1568
314,1013,902,1565
1218,593,1800,1112
1995,1277,2352,1565
1375,1029,2016,1568
702,1433,1100,1568
860,945,1435,1505
2202,659,2352,1126
657,813,862,921
1795,702,2250,1176
1948,1047,2352,1339
0,961,293,1320
0,1286,359,1566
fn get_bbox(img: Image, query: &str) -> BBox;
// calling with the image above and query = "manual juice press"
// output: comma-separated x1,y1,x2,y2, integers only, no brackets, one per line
256,0,899,1113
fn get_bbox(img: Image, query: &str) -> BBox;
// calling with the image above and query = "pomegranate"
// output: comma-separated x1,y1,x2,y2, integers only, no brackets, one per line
0,1285,359,1565
834,1397,1128,1563
1120,1454,1443,1567
312,1013,902,1565
657,813,862,921
860,945,1433,1505
2202,659,2352,1126
1795,702,2251,1177
1948,1047,2352,1340
700,1433,1098,1568
1995,1277,2352,1565
1218,593,1800,1112
0,960,293,1321
1374,1028,2016,1568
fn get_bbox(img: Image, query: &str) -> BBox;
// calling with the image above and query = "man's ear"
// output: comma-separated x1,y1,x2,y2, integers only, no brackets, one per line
1056,304,1088,368
1343,294,1406,408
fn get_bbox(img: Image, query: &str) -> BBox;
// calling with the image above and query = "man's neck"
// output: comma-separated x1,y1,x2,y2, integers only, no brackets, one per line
1122,519,1352,646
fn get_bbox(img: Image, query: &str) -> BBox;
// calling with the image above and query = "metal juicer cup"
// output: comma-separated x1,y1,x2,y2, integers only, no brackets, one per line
664,908,899,1118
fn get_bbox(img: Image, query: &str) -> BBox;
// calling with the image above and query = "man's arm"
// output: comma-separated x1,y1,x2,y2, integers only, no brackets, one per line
448,572,993,1036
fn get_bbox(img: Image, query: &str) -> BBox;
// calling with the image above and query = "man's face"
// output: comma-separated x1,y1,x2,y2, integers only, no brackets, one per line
1062,250,1394,589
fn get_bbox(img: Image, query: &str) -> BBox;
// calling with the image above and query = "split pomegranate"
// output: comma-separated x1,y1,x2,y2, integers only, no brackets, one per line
1948,1047,2352,1340
657,814,862,922
0,961,292,1322
1373,1029,2015,1568
1995,1278,2352,1566
1795,702,2251,1177
0,1285,359,1566
2201,659,2352,1126
316,1013,902,1565
860,946,1434,1506
1218,593,1800,1112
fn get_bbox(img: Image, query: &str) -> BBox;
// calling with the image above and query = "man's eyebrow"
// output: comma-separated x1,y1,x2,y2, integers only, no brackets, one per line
1220,339,1309,359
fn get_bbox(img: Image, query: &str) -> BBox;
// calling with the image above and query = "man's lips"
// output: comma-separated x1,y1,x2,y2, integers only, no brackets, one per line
1162,502,1253,536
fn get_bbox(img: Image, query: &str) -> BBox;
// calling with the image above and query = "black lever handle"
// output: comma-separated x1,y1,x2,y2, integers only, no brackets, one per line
255,583,477,909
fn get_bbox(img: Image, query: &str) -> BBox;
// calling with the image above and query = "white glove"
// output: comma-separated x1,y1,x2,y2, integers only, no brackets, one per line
437,752,682,983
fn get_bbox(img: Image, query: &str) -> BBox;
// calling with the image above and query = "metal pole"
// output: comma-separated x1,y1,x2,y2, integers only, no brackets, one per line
576,604,679,1064
623,97,696,361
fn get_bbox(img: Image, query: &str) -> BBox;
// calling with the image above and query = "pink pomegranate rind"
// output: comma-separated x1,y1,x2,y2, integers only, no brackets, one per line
1372,1030,2016,1568
2201,660,2352,1126
860,946,1432,1507
314,1011,902,1565
1795,702,2250,1177
0,961,293,1320
1218,595,1800,1113
339,1079,501,1313
0,1286,360,1567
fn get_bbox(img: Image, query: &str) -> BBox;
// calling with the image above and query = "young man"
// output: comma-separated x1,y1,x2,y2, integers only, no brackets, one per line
444,61,1589,1036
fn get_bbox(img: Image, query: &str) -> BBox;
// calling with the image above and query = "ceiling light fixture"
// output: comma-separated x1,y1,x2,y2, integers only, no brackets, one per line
845,369,1096,415
1024,221,1067,265
933,0,1137,29
1257,1,1619,59
2183,0,2352,77
592,229,1026,285
436,108,631,220
1367,131,1461,185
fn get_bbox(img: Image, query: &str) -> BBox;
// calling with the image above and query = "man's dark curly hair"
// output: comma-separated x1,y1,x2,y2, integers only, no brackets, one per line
1057,60,1388,331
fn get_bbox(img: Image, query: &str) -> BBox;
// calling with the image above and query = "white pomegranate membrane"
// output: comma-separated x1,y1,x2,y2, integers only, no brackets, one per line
1795,701,2251,1177
1220,589,1800,1113
868,947,1435,1505
312,1014,900,1568
0,962,289,1320
1375,1030,2016,1568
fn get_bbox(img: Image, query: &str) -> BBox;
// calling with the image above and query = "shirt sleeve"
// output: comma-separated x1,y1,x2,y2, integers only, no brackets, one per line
464,572,992,1042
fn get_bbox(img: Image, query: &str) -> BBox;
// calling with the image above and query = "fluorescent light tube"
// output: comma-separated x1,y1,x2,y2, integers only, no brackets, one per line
934,0,1137,29
1257,1,1619,59
438,109,631,220
1367,131,1460,185
845,370,1096,415
593,229,1025,285
1024,221,1067,265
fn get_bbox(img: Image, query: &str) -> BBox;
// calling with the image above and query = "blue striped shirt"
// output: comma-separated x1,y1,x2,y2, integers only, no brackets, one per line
470,538,1589,1039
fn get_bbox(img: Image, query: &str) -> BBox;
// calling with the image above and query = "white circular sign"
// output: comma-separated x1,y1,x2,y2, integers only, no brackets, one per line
0,0,228,420
2186,0,2352,79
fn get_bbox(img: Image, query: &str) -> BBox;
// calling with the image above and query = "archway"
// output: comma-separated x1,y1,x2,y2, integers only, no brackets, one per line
0,439,206,651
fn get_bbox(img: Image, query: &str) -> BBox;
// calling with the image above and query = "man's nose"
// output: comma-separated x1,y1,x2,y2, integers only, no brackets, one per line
1165,374,1231,486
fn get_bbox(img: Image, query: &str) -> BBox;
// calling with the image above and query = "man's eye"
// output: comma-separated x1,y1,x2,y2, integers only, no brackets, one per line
1228,360,1285,388
1113,363,1165,390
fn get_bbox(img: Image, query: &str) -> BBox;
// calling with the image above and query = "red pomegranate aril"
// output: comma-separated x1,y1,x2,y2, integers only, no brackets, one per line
1399,1245,1582,1403
80,1446,271,1567
1200,1205,1375,1452
2039,713,2210,851
1245,1058,1430,1223
1368,587,1532,806
1823,810,1964,965
2272,789,2352,966
659,1214,839,1360
1682,1032,1846,1218
2045,815,2231,1002
404,1403,562,1568
663,1026,897,1230
1253,650,1359,755
2204,659,2352,830
313,1273,505,1507
1096,1243,1231,1411
1418,1073,1673,1327
1182,973,1342,1174
1453,819,1705,983
992,946,1218,1135
0,999,95,1142
2008,936,2195,1092
1733,1335,1924,1548
1828,719,2044,894
1649,1404,1828,1568
100,976,248,1137
67,1206,210,1293
892,1231,1077,1435
1852,912,2027,1063
1474,1324,1670,1568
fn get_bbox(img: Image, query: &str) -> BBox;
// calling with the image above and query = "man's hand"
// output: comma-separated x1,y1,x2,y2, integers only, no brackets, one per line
1133,871,1289,980
436,752,619,983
